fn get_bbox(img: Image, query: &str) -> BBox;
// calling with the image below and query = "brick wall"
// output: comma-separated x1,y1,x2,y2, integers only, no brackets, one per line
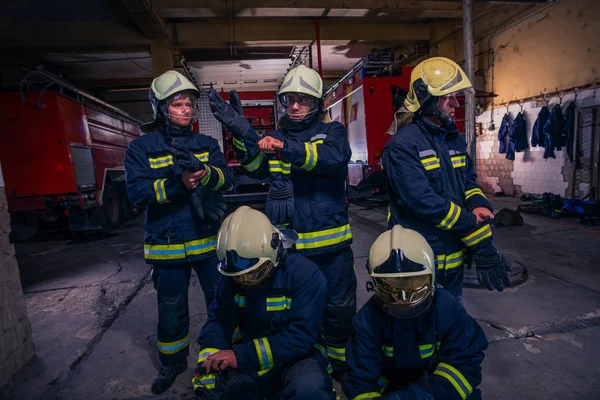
0,164,35,390
475,88,600,196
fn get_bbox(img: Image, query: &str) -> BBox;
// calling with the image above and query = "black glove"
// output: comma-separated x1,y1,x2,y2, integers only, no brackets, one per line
196,186,228,221
208,89,250,139
265,180,294,226
473,243,511,291
195,387,221,400
170,139,205,172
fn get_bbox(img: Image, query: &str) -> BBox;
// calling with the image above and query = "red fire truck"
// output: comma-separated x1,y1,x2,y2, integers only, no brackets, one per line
0,68,142,238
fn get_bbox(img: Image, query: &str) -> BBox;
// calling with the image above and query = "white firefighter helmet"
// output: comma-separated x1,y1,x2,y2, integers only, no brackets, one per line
216,206,297,287
367,225,437,319
277,65,323,121
147,70,200,125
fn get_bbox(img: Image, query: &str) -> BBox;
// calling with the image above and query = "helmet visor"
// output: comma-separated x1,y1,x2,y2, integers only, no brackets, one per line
372,275,432,306
372,249,429,275
218,250,260,275
162,91,201,123
278,92,320,121
232,260,274,288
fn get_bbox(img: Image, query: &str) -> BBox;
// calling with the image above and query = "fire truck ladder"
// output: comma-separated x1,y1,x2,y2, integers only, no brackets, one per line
19,66,142,127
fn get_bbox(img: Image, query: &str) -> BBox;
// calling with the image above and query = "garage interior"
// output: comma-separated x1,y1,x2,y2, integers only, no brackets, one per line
1,0,600,399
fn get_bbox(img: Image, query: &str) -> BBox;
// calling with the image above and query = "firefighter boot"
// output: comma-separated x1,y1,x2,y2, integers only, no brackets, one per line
151,360,188,394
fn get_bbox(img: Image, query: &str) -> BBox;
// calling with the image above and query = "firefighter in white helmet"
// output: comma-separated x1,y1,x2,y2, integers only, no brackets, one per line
193,206,336,399
125,70,232,394
209,65,355,373
382,57,510,300
344,225,488,400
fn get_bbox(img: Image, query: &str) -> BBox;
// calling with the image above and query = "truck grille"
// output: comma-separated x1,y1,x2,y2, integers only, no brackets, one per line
70,146,97,189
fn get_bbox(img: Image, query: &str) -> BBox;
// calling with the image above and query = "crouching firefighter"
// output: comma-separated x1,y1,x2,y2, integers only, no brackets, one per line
344,225,488,400
208,65,356,373
193,206,336,400
383,57,510,299
124,70,233,394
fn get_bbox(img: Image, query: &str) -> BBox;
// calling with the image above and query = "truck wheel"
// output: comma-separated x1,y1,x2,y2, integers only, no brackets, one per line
99,183,121,231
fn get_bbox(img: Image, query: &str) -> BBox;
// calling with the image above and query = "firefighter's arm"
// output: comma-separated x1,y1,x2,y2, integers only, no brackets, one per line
429,294,488,400
124,140,188,206
232,266,326,372
383,143,477,234
463,153,493,213
278,122,351,177
232,126,270,179
193,278,237,392
200,138,233,192
344,305,384,400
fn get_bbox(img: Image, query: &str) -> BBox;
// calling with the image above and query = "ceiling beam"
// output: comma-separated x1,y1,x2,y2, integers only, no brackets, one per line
119,0,173,44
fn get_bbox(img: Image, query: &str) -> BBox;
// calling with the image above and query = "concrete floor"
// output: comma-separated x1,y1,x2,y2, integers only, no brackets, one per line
2,198,600,400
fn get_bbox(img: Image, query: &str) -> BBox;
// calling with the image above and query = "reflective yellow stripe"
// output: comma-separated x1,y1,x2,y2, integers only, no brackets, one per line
326,345,346,362
244,152,264,172
436,202,461,230
266,296,292,311
465,188,487,200
296,224,352,250
436,249,465,271
144,243,185,260
382,345,394,358
144,237,216,260
461,223,492,247
192,372,216,390
212,166,225,190
268,159,291,175
301,141,319,171
232,326,241,343
257,367,273,376
157,334,189,355
353,393,382,400
418,343,434,359
235,294,246,307
200,165,211,185
148,155,174,169
197,347,220,363
421,156,441,171
451,155,466,168
433,362,473,400
233,137,246,151
253,338,274,370
314,343,325,354
194,152,209,163
387,204,391,223
153,179,169,204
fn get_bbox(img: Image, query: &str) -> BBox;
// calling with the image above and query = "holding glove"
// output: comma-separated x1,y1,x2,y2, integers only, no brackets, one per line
170,138,205,172
208,89,250,139
265,180,294,227
462,219,511,292
382,384,434,400
195,186,228,221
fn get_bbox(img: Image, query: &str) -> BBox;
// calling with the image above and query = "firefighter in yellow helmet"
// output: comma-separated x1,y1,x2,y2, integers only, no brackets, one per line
209,65,355,373
382,57,510,300
193,206,336,399
344,225,488,400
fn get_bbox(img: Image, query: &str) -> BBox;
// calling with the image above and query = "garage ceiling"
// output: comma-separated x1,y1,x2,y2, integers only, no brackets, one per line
1,0,550,95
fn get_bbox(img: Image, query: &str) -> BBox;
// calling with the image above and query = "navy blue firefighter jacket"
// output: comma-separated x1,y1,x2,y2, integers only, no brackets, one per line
506,112,528,161
531,106,550,148
192,253,328,391
125,124,233,265
497,114,510,154
543,104,566,159
382,119,494,277
344,289,488,400
232,118,352,257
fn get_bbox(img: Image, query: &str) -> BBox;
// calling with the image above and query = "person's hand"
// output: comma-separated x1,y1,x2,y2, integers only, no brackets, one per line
204,350,237,372
258,137,284,154
473,207,494,223
182,170,206,190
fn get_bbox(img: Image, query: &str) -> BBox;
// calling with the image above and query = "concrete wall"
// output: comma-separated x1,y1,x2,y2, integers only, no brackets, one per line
0,162,34,390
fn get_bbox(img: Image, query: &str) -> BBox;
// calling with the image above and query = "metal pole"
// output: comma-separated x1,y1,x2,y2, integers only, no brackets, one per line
315,18,323,76
463,0,477,169
309,43,313,69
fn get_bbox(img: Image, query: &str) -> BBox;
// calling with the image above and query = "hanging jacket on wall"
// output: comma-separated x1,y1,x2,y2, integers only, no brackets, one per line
563,102,577,162
497,114,510,154
543,104,565,159
506,112,528,161
531,106,550,148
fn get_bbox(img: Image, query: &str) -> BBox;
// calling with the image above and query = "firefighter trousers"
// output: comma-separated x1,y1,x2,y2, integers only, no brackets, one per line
151,255,221,365
308,246,357,373
437,266,464,302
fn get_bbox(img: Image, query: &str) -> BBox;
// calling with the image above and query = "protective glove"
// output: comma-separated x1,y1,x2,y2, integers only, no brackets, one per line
265,179,294,226
472,241,511,292
383,384,434,400
196,186,228,221
194,387,221,400
222,370,261,400
208,89,250,139
170,139,205,172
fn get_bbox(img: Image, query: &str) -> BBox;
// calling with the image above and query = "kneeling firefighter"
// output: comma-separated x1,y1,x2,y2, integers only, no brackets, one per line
344,225,489,400
125,70,232,394
193,206,336,400
382,57,511,299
